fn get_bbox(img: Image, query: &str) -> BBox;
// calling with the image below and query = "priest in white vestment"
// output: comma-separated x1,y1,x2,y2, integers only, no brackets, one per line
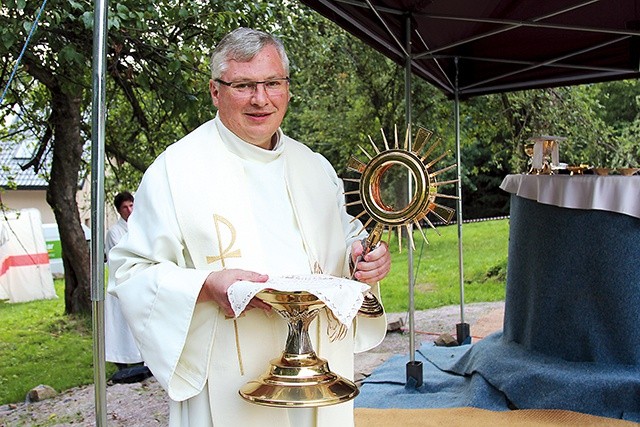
109,28,391,427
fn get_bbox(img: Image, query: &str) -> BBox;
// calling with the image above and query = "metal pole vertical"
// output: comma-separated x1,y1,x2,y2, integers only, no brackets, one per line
404,13,423,388
454,57,470,345
405,15,414,361
90,0,108,423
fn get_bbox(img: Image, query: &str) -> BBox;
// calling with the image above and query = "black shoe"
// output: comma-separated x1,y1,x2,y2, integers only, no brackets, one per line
109,366,153,384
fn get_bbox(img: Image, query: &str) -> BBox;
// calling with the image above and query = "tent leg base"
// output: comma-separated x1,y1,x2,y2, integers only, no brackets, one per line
456,322,471,345
405,360,423,388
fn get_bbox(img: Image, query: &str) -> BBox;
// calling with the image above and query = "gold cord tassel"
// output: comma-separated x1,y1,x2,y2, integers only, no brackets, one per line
233,319,244,375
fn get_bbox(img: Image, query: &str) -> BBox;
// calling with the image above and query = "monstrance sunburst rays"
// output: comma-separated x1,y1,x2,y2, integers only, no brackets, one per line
344,126,458,252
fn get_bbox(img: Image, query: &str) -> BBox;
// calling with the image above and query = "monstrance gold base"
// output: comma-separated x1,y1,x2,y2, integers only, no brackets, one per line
239,353,358,407
357,292,384,318
239,290,359,408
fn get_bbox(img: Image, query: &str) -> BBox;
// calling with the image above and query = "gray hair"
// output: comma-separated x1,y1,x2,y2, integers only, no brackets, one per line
210,28,290,80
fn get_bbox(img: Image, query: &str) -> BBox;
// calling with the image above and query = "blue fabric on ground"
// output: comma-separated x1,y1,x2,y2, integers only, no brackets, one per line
445,332,640,422
356,335,640,423
355,344,509,410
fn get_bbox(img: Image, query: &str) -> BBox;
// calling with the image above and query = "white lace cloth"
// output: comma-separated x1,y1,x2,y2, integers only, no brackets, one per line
227,274,370,326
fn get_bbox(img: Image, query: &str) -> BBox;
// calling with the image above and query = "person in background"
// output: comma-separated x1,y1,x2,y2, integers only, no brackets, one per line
104,192,146,375
109,27,390,426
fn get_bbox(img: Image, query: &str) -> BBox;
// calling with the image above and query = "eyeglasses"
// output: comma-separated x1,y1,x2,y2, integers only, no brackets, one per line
215,77,290,96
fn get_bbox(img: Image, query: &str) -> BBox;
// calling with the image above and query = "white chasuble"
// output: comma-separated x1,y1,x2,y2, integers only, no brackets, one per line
110,117,386,427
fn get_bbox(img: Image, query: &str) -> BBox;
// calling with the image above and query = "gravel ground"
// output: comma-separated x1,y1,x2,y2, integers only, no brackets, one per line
0,302,504,427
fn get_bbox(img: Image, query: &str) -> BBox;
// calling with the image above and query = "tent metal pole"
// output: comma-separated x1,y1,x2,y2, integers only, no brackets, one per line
90,0,108,423
454,57,470,345
405,18,414,362
404,13,423,388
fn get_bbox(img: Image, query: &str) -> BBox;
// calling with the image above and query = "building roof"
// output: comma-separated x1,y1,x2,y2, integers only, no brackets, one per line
0,140,50,189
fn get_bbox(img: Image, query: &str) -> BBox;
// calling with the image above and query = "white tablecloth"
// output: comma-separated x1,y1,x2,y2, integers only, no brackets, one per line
500,174,640,219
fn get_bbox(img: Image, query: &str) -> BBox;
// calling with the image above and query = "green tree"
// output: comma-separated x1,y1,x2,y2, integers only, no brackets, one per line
280,14,455,221
595,80,640,167
457,85,614,218
0,0,305,313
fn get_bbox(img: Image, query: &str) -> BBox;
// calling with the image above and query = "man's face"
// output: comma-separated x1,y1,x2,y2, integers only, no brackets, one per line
209,44,290,150
118,200,133,222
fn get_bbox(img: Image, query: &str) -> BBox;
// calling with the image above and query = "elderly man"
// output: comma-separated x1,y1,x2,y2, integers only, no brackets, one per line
110,27,390,426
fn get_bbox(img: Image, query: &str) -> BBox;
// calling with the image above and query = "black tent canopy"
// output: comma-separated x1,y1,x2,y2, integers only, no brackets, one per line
301,0,640,99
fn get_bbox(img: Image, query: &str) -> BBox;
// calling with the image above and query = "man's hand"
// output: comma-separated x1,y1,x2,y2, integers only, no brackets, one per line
351,240,391,284
198,269,270,317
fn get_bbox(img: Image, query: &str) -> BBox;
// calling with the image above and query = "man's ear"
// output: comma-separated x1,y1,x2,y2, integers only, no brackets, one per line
209,80,220,107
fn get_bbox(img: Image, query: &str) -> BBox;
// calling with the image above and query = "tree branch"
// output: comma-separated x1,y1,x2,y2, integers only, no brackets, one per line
20,124,52,173
110,64,150,130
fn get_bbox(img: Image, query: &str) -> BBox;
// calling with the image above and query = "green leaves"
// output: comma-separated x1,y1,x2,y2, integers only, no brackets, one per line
80,11,93,29
58,44,85,66
1,31,17,49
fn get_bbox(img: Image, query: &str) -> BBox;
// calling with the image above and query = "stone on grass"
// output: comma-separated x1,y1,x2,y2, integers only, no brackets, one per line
26,384,58,402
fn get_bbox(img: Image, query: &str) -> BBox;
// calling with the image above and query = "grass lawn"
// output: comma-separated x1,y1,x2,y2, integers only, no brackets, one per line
0,280,117,405
0,218,509,404
380,218,509,312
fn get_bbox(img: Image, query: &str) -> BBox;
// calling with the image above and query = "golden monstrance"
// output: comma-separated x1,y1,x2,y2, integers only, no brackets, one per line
345,126,457,316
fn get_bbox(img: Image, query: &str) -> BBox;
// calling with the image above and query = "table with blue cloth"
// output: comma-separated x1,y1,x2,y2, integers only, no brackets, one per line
500,173,640,364
356,174,640,422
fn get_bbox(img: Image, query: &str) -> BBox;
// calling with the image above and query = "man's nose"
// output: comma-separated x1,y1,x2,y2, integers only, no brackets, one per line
250,84,270,105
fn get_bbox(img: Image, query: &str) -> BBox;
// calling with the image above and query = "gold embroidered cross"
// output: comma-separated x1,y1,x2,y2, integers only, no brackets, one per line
206,214,241,268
